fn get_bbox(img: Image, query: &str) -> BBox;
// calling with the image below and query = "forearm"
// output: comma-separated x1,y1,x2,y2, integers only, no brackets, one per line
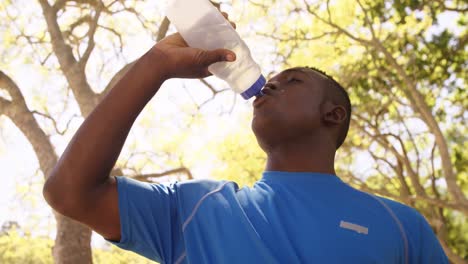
44,50,167,205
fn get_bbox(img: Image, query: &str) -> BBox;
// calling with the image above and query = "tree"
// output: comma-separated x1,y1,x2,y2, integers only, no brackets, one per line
1,0,466,263
0,0,204,263
1,0,234,261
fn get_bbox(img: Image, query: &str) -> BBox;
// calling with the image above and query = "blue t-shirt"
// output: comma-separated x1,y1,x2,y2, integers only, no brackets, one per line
108,171,448,263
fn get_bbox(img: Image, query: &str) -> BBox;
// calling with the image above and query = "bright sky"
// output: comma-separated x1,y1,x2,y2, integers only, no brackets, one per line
0,0,460,248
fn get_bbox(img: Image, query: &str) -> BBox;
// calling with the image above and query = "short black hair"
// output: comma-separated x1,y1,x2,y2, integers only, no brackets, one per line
302,66,352,149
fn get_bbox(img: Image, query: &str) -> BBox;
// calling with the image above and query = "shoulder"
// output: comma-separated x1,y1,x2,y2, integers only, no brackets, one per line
175,179,239,195
115,176,239,196
374,196,424,223
374,196,448,262
373,195,435,245
175,179,240,207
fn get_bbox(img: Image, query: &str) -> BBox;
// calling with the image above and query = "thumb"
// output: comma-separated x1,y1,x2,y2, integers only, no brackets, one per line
200,49,236,66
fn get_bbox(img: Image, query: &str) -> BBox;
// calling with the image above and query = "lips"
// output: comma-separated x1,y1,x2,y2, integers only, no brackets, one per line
252,79,285,109
253,95,268,107
253,87,274,108
260,86,275,96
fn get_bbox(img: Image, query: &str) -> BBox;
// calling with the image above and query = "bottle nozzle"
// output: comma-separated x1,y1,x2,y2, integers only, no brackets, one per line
240,75,266,100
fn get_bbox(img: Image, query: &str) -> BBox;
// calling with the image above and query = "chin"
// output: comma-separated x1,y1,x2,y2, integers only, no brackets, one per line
252,118,285,150
252,117,268,140
251,115,270,137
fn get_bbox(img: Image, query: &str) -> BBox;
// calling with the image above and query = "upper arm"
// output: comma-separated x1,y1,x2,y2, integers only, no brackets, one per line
43,174,121,241
45,175,184,262
80,176,121,241
100,176,184,262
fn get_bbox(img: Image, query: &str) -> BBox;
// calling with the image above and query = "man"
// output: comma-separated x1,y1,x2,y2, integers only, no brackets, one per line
43,13,448,264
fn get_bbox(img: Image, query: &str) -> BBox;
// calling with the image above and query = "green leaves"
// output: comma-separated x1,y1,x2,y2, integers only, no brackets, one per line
207,114,266,187
0,229,155,264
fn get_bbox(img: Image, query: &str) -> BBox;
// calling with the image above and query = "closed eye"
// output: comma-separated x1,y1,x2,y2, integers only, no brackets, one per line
287,78,302,83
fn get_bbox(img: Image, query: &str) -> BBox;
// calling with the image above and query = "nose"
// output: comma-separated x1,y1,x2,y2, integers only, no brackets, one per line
264,81,280,90
258,81,282,97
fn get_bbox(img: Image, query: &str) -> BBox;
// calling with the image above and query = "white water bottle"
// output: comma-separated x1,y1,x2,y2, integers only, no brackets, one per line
166,0,266,99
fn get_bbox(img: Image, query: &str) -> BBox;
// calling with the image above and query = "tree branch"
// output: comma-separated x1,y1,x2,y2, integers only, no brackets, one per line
257,31,332,42
97,24,123,52
355,114,427,197
131,167,194,182
315,2,468,205
368,151,411,199
369,32,467,208
0,70,58,177
427,213,468,264
38,0,97,116
99,14,171,99
302,0,373,46
31,110,78,136
0,97,12,115
52,0,68,12
0,71,26,103
80,8,101,66
355,0,377,40
345,172,468,215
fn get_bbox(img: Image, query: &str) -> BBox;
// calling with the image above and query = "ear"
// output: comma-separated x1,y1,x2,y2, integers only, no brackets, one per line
322,101,347,126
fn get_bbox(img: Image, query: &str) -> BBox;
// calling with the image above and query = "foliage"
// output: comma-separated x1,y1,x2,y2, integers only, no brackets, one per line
0,229,52,264
0,229,156,264
0,0,467,263
93,245,156,264
209,113,266,187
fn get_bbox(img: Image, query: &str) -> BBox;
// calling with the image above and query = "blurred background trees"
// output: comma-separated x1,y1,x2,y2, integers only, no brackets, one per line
0,0,466,263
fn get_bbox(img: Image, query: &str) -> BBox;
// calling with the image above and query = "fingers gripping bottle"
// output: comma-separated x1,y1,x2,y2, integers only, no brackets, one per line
166,0,266,99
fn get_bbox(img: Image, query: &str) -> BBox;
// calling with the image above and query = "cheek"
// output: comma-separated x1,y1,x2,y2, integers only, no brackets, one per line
287,109,321,131
280,92,321,124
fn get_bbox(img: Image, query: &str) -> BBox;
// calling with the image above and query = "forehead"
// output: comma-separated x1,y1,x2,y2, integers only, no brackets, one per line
268,67,326,82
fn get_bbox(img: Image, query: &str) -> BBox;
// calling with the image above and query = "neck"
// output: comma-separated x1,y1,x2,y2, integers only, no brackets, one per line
264,135,336,175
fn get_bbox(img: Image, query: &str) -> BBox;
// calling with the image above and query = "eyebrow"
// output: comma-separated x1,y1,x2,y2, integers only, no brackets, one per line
269,68,311,82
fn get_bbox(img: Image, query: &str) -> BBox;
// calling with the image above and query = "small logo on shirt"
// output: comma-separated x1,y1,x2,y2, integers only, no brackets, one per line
340,220,368,235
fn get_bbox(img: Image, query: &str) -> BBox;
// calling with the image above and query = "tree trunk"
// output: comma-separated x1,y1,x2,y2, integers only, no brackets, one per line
34,0,172,261
0,70,94,264
53,214,93,264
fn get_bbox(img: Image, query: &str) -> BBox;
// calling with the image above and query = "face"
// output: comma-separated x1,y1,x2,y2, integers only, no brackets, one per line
251,68,328,151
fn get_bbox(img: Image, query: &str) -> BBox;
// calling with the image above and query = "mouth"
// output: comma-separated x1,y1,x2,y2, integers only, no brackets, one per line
253,94,268,108
253,88,273,108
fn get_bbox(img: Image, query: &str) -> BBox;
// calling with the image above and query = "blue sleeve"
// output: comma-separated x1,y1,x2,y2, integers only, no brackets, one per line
106,176,184,263
417,213,449,264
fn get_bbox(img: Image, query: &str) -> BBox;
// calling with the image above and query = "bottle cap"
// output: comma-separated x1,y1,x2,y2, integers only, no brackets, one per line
241,75,266,100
